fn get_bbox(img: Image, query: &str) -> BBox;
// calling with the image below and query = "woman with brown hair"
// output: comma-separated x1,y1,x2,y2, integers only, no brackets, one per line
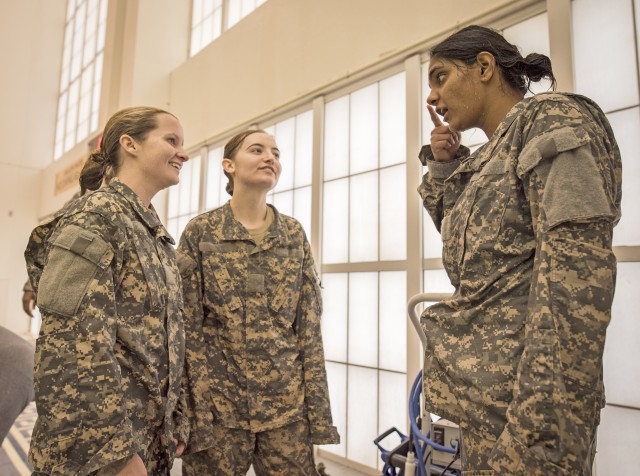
177,129,339,475
26,106,190,475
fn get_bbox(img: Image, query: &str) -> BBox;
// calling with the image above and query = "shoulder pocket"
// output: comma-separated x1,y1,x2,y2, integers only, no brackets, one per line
37,224,113,318
516,126,590,177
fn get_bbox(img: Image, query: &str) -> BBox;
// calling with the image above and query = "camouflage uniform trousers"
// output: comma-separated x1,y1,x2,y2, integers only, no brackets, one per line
460,429,597,475
182,419,319,476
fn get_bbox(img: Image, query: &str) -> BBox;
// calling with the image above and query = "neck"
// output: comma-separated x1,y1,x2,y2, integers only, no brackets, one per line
481,88,524,137
115,170,156,207
229,188,269,229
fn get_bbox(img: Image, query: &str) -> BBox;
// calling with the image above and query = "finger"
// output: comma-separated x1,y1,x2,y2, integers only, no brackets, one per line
427,104,444,127
176,442,186,457
22,298,33,317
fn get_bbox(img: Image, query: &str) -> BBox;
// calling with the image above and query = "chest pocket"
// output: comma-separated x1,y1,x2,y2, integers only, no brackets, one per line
199,242,244,314
444,159,510,279
268,247,305,315
129,220,166,312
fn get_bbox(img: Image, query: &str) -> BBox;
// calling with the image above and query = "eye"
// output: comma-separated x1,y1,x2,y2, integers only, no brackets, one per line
273,151,280,160
167,137,177,145
436,72,446,84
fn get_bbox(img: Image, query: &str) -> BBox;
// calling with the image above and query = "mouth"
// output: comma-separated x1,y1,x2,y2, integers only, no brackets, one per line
260,166,276,174
436,107,448,121
169,161,182,171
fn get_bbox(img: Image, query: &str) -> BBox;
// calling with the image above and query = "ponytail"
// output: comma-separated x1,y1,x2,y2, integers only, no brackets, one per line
80,150,109,195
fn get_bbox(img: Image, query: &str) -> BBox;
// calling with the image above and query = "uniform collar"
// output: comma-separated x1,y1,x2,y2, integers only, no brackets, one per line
108,178,175,243
219,201,289,247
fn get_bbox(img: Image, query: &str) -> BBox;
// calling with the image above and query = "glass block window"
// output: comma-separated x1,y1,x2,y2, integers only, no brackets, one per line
263,110,313,238
167,154,202,242
190,0,222,57
322,72,407,264
54,0,107,159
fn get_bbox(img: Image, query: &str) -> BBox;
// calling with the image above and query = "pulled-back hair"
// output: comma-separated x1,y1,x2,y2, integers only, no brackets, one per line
80,106,172,195
222,129,268,196
429,25,556,94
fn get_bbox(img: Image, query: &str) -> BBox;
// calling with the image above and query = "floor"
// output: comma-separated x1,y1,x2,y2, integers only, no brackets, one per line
2,402,371,476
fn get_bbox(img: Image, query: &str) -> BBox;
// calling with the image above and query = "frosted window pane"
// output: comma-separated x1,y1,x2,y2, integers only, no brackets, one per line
596,406,640,474
189,155,201,212
421,62,434,146
350,84,379,174
212,9,222,38
604,263,640,407
273,118,295,192
503,13,553,95
572,0,639,111
294,110,313,187
168,186,179,218
423,207,443,259
460,128,487,149
206,147,224,209
167,218,179,242
324,362,347,457
324,96,349,180
379,371,408,437
379,271,407,372
202,16,213,44
423,269,455,295
380,165,406,261
347,366,378,467
227,0,241,28
177,215,191,242
380,72,406,167
178,159,193,216
322,179,349,264
272,190,293,218
607,108,640,246
322,273,348,362
350,172,378,262
348,272,378,367
293,186,312,239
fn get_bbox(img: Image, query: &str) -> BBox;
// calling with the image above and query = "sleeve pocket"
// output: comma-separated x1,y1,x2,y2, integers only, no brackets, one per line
37,224,113,318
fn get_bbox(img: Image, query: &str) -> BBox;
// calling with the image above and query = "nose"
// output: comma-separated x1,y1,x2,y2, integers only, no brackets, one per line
426,90,438,107
177,148,189,162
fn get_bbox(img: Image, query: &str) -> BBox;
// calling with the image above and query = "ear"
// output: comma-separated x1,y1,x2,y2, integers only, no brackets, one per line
119,134,138,156
221,157,235,174
476,52,496,82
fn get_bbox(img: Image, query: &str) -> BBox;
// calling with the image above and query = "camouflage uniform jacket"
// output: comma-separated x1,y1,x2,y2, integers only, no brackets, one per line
418,93,621,475
25,178,188,475
177,202,339,453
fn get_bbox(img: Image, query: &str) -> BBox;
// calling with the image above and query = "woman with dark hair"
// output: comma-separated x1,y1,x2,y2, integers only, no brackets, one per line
419,25,621,475
177,129,339,475
25,106,190,475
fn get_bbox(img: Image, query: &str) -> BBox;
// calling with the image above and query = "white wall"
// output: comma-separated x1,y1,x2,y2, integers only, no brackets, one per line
0,0,66,334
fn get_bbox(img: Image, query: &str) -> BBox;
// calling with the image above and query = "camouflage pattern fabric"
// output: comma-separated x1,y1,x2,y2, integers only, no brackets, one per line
181,419,319,476
418,93,621,475
177,202,339,456
24,190,82,296
25,178,187,475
